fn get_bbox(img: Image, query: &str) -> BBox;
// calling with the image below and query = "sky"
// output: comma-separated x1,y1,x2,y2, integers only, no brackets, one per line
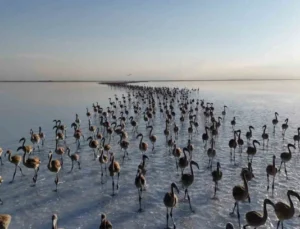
1,0,300,81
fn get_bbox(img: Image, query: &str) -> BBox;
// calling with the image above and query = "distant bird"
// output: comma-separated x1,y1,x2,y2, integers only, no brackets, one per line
266,155,277,192
293,127,300,146
212,162,222,197
38,127,45,146
246,126,254,141
66,147,80,172
222,105,227,116
262,125,269,145
272,112,279,133
231,117,236,129
281,118,289,136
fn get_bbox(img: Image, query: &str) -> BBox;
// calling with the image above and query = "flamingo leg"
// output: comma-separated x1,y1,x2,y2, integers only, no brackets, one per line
170,207,176,229
111,176,115,196
70,161,74,172
284,162,288,179
166,207,169,229
230,202,237,215
117,172,120,190
18,166,24,176
10,165,17,183
278,161,283,171
138,188,142,212
237,202,241,228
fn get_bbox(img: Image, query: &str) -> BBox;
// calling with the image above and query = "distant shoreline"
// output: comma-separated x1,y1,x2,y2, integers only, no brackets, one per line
0,79,299,84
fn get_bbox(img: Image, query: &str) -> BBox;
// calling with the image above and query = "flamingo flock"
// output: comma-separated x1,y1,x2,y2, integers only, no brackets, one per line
0,83,299,228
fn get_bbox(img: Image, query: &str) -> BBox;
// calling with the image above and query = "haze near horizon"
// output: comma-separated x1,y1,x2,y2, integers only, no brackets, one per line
1,0,300,81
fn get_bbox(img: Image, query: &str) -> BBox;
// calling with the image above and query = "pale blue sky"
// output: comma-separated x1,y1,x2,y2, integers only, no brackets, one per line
1,0,300,80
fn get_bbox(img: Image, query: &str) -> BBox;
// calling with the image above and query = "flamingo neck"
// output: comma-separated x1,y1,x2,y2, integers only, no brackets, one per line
139,135,143,146
253,142,257,149
8,153,12,162
288,146,292,155
262,200,269,221
288,193,295,212
48,154,53,168
183,149,187,159
22,151,27,165
243,174,248,192
52,218,57,229
190,163,194,176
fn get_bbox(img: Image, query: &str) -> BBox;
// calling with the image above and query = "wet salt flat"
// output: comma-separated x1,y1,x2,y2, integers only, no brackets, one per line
0,81,300,229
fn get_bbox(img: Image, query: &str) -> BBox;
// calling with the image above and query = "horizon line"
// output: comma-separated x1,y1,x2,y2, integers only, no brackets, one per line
0,78,300,83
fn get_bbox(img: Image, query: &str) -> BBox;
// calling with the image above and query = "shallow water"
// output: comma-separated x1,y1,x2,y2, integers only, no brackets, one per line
0,81,300,229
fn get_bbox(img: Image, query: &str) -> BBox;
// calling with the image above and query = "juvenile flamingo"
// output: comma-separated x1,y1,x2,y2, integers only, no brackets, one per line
246,140,260,162
147,125,157,151
136,133,148,154
5,150,24,183
293,128,300,146
211,162,222,197
273,190,300,229
230,173,250,227
135,169,146,212
163,182,179,229
108,153,120,196
281,118,289,136
278,143,295,179
266,155,277,192
272,112,279,133
246,126,254,142
243,198,275,229
48,151,61,192
66,147,80,172
181,160,199,212
262,125,269,146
